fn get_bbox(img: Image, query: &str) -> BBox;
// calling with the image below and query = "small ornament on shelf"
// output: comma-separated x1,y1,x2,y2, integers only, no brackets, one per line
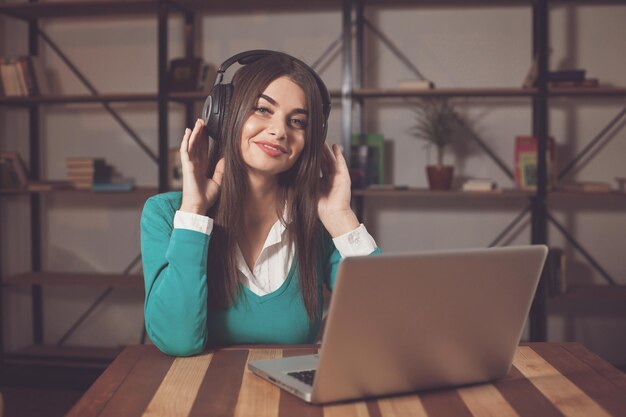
461,178,499,192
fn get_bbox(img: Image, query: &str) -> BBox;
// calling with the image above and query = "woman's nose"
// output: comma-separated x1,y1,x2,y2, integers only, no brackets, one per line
267,117,286,138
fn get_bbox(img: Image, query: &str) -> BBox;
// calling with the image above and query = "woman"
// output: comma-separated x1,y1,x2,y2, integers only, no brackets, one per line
141,51,380,356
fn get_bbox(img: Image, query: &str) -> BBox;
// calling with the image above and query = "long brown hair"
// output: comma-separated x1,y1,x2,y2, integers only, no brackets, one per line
205,53,327,321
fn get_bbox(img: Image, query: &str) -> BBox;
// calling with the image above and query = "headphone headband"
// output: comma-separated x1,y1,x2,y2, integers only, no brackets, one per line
202,50,331,141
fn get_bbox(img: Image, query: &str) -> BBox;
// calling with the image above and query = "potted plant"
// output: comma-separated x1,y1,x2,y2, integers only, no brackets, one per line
411,98,460,190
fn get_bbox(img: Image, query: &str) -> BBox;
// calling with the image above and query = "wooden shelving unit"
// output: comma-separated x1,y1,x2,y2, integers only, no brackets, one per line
1,0,624,367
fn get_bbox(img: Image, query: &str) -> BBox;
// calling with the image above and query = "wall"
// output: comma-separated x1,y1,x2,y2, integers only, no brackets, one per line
1,4,625,364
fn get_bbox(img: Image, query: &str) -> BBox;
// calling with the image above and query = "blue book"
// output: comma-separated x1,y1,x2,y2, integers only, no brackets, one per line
91,178,134,192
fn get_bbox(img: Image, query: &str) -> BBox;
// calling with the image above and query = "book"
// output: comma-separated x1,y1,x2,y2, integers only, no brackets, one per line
351,133,385,186
167,58,214,92
13,57,29,96
461,178,498,192
522,55,538,88
92,178,135,192
0,151,29,189
29,55,51,96
548,69,586,82
398,79,435,90
0,58,22,97
550,78,599,88
558,181,612,193
27,180,73,191
366,184,409,191
66,157,112,187
514,135,555,190
544,247,567,296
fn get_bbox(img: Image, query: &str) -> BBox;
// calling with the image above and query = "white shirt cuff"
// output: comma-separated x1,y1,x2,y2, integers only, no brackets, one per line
174,210,213,235
332,224,378,258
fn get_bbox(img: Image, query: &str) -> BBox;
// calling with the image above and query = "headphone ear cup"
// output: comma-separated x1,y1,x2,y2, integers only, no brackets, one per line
204,83,232,141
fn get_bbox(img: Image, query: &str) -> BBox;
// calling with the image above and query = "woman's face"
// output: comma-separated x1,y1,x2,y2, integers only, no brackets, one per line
240,76,309,178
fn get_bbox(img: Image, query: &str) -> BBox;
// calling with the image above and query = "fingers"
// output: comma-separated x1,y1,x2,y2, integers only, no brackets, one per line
180,128,192,162
212,158,225,187
188,119,205,152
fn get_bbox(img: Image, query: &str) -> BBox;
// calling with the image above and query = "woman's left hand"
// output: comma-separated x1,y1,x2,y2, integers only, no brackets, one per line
317,144,360,237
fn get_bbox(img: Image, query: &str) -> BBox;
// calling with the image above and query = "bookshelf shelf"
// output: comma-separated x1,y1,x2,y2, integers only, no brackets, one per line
3,272,144,289
0,93,159,106
353,87,537,99
353,187,532,200
549,87,626,97
0,187,158,197
0,0,172,20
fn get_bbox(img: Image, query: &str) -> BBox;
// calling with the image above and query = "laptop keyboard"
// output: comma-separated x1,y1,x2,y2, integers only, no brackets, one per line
287,370,316,386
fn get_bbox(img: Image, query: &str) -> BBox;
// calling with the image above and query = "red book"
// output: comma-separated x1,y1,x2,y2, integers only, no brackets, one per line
514,135,555,190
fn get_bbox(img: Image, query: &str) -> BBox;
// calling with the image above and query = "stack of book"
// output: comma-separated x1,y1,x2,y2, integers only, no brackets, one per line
549,69,599,88
66,158,112,190
0,55,50,97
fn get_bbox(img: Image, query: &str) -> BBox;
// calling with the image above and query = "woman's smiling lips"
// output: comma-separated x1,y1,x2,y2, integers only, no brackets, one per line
254,140,289,157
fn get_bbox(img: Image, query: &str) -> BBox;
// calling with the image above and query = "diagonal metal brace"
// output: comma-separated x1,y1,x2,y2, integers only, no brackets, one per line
458,117,515,180
558,106,626,181
57,253,143,346
363,18,427,81
37,28,158,163
488,203,531,247
547,212,617,285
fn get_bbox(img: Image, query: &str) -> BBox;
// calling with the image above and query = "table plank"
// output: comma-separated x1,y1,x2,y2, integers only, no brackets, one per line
142,352,213,417
457,383,520,417
234,349,283,417
323,401,370,417
532,344,626,417
378,395,428,417
513,346,612,417
365,399,383,417
420,388,474,417
188,350,249,417
65,345,145,417
492,365,563,417
97,346,175,417
562,344,626,392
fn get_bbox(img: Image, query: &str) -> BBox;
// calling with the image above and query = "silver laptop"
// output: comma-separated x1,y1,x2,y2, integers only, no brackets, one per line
248,245,548,404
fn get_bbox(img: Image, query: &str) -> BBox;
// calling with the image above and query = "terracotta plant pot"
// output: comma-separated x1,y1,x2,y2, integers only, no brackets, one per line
426,165,454,190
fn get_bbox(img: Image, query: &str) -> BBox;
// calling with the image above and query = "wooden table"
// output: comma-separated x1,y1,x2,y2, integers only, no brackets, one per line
66,343,626,417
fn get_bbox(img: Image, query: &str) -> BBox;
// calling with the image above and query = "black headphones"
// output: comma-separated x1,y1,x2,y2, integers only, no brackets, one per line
201,50,331,141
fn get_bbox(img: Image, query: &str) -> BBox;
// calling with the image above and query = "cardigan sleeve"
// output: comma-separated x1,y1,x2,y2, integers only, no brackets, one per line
140,194,210,356
323,228,382,291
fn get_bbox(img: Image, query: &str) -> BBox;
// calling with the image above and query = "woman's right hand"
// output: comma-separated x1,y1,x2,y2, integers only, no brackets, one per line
179,119,225,214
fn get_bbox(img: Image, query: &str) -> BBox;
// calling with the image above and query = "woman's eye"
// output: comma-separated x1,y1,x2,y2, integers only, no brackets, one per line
254,106,271,115
290,118,308,129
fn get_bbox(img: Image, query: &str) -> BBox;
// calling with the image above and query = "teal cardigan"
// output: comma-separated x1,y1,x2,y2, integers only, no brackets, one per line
140,192,379,356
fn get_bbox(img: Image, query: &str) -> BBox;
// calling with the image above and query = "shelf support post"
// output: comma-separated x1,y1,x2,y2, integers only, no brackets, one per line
341,0,354,163
529,0,549,342
158,0,169,193
184,11,195,128
28,0,44,346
